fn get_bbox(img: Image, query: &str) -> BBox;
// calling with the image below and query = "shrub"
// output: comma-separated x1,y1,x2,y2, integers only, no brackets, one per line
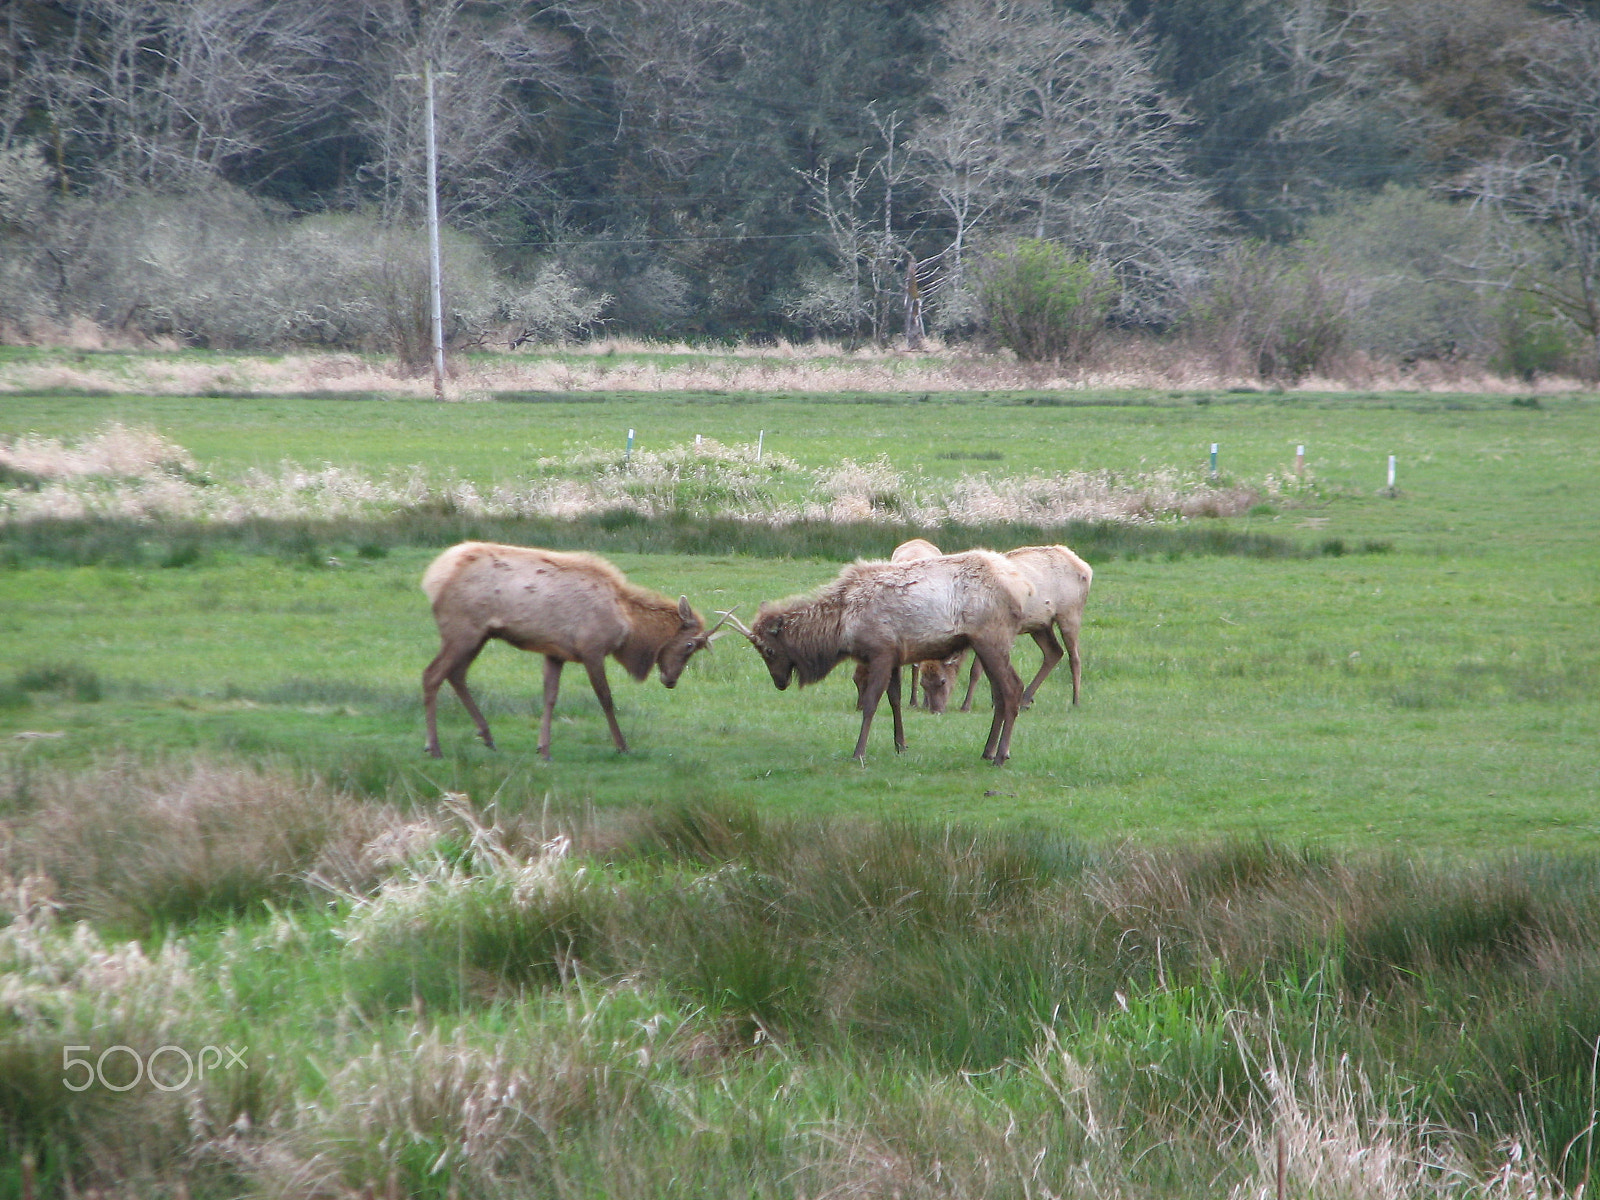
1491,291,1579,380
497,260,611,347
1304,187,1502,364
1190,241,1356,381
977,239,1114,363
0,186,606,361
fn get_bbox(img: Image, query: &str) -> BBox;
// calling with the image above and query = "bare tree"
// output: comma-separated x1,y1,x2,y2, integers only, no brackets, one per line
907,0,1222,326
346,0,580,228
1462,13,1600,376
789,113,921,345
553,0,748,187
30,0,340,192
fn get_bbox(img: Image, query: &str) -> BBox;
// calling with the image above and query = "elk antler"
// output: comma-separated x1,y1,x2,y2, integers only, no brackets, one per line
714,609,755,640
704,606,739,642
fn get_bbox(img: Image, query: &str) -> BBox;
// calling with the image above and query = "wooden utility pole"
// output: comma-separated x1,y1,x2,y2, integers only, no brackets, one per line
423,60,446,401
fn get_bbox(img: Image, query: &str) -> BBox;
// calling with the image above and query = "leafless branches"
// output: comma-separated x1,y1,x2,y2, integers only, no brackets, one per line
906,0,1223,326
1461,13,1600,373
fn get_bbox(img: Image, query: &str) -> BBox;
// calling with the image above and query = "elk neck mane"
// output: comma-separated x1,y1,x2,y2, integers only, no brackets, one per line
759,568,868,686
615,579,694,680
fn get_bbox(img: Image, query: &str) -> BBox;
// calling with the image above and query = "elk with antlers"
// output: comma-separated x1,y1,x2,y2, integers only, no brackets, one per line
421,542,729,759
724,550,1039,765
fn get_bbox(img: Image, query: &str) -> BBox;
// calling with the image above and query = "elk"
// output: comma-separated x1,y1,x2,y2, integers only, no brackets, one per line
851,538,962,711
421,542,727,759
725,550,1036,765
954,544,1093,713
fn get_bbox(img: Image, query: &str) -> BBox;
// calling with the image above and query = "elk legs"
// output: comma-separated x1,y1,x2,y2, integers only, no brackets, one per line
851,653,906,761
537,655,563,760
971,641,1022,765
1019,626,1065,709
583,656,630,754
423,635,494,757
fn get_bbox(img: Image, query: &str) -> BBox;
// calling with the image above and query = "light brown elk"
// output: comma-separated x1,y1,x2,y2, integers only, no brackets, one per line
725,550,1035,765
421,542,727,759
851,538,963,712
954,544,1093,713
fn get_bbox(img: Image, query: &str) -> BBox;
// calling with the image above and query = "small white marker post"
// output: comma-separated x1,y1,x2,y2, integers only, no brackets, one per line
1210,443,1219,477
694,434,702,448
1387,454,1397,491
1295,445,1305,475
757,430,764,461
625,428,634,466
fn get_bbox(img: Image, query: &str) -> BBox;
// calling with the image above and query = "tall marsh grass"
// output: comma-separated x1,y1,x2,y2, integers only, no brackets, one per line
2,761,1597,1197
1,423,1294,531
0,424,1336,570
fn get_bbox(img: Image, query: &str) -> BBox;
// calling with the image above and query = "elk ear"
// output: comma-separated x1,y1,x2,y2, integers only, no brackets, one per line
678,595,695,626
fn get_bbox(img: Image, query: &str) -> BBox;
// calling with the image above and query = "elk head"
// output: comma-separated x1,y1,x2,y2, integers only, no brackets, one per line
919,653,964,714
657,599,735,688
719,609,795,690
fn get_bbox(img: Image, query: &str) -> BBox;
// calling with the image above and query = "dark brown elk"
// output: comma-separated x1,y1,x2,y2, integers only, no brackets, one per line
725,550,1035,765
955,544,1093,712
421,542,727,759
851,538,961,712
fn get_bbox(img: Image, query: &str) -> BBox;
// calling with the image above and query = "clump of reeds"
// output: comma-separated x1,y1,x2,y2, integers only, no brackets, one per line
0,754,395,930
0,422,198,482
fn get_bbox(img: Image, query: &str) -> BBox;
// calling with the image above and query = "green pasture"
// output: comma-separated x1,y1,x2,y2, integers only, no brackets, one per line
2,381,1597,851
5,370,1600,1198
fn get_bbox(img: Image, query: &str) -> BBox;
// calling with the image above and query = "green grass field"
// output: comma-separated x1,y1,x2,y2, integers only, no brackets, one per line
3,382,1596,850
4,367,1600,1198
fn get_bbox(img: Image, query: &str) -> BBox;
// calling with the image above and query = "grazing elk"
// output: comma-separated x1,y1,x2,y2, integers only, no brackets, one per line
726,550,1036,765
955,544,1093,713
851,538,963,711
421,542,727,759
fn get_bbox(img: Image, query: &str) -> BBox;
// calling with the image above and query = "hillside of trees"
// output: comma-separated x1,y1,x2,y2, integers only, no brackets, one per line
2,0,1597,379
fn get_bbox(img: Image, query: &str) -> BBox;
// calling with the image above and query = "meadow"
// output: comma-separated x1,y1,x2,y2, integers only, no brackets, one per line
1,360,1598,1197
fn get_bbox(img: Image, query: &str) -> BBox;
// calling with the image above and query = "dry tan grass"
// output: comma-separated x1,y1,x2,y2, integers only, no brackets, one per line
0,342,1587,399
1,423,1292,527
0,422,197,480
0,755,397,928
1226,1046,1561,1200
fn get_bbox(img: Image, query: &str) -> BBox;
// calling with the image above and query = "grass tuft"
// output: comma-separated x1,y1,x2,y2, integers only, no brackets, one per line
0,756,392,931
12,662,102,703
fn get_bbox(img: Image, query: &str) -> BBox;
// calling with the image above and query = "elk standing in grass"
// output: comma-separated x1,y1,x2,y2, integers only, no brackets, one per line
852,538,963,712
727,550,1037,764
421,542,725,759
955,543,1093,712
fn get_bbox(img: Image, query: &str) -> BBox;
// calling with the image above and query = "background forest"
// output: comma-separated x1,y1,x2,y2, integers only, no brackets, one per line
2,0,1599,379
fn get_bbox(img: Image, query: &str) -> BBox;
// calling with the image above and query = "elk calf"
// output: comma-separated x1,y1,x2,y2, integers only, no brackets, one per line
421,542,723,759
729,550,1034,765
